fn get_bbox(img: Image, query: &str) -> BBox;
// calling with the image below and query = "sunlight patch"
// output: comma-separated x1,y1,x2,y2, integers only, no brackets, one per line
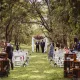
11,69,18,72
30,55,37,58
35,61,46,64
26,68,33,71
11,74,28,78
27,66,35,68
32,70,39,73
29,75,45,79
44,69,56,73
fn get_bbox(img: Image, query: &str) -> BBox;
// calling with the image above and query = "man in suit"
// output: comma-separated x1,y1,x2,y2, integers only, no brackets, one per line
35,41,40,52
40,40,45,53
6,43,13,70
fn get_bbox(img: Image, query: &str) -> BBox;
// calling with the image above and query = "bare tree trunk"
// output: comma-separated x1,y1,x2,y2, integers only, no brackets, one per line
5,19,11,42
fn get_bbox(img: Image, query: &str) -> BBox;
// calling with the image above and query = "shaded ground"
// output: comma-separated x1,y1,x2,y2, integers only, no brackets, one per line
0,52,70,80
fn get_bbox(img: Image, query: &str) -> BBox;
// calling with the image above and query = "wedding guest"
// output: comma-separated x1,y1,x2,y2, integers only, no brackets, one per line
6,43,14,70
48,42,54,61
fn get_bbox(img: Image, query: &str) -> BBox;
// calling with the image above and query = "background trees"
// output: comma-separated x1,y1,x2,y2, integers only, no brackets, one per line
0,0,33,45
28,0,80,47
0,0,80,47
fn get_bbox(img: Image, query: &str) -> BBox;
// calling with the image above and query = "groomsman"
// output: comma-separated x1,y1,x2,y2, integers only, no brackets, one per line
35,41,40,52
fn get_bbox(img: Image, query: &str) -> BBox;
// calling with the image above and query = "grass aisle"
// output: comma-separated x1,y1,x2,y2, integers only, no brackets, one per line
0,52,70,80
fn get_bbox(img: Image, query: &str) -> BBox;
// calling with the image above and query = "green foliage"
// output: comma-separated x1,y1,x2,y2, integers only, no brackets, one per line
0,0,33,44
29,0,80,46
1,0,80,46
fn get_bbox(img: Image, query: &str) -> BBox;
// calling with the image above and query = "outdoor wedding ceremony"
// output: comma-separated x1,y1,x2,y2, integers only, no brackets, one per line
0,0,80,80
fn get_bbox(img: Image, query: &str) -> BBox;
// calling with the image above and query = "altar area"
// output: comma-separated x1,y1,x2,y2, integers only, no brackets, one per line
32,35,48,52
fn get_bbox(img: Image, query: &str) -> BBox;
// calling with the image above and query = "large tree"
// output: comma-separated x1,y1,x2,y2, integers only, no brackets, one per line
1,0,80,47
0,0,33,45
27,0,80,47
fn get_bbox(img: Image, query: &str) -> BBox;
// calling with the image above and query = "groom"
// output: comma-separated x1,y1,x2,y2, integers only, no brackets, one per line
40,40,45,53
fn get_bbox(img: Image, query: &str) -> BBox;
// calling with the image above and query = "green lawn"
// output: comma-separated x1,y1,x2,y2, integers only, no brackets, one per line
0,52,71,80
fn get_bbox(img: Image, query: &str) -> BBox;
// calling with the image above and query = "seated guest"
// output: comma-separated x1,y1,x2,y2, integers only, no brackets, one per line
64,47,70,54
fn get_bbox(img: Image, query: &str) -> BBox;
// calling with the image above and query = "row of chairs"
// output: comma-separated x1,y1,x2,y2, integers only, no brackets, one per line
54,57,64,67
12,50,29,67
53,49,80,67
53,49,66,67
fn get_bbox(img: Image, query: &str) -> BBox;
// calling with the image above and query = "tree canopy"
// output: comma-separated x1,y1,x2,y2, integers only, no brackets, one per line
0,0,80,46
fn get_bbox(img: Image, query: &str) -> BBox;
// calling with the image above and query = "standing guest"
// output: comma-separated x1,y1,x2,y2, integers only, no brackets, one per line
16,43,19,51
77,41,80,51
56,42,60,48
35,41,40,52
73,42,78,51
48,42,54,61
6,43,14,70
40,40,45,53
